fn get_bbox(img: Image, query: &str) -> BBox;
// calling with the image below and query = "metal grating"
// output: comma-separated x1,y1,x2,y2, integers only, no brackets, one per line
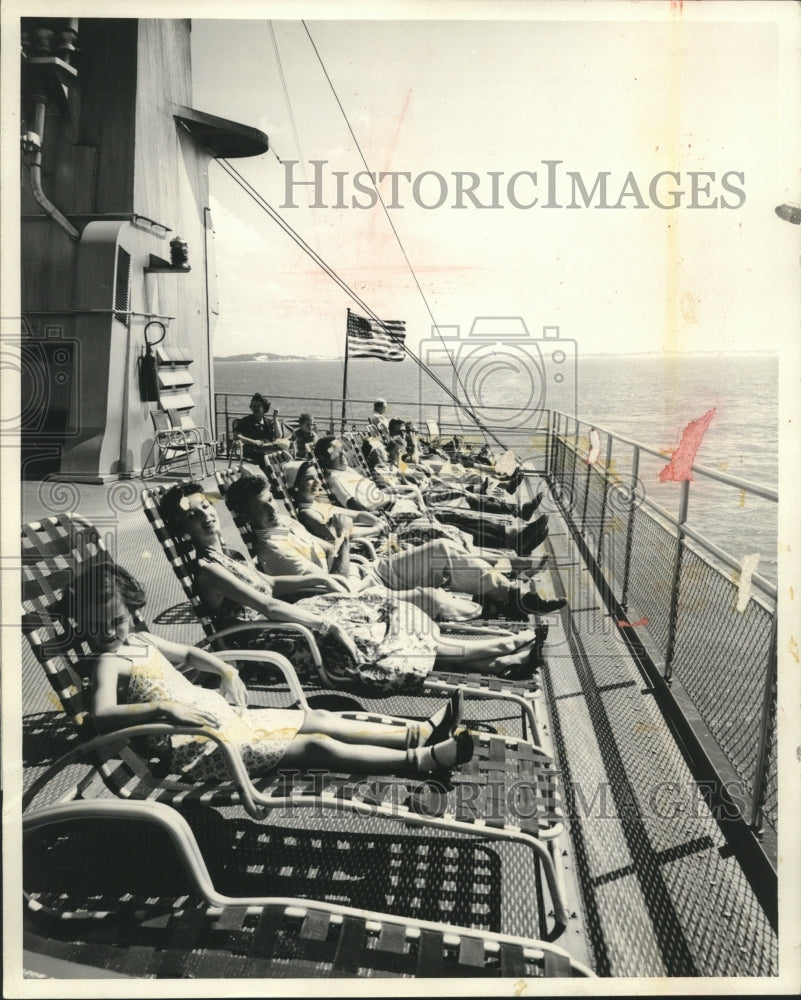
763,720,778,832
581,465,606,556
624,507,677,658
670,546,774,815
599,505,631,592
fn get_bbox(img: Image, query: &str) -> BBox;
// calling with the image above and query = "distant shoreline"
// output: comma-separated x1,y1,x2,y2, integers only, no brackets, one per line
214,350,778,363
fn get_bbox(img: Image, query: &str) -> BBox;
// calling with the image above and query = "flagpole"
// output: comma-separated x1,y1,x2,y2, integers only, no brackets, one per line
341,308,350,432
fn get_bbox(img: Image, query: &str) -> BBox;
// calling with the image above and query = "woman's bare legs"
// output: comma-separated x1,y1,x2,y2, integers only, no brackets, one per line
280,727,468,775
297,705,458,749
434,628,539,675
298,707,409,749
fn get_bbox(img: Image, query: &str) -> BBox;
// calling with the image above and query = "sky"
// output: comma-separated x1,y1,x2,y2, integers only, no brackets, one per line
189,6,801,360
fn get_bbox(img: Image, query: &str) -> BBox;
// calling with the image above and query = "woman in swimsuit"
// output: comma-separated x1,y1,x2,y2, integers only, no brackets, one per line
68,560,473,779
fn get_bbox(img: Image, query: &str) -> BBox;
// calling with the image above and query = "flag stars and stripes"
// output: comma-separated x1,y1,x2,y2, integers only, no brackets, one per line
347,311,406,362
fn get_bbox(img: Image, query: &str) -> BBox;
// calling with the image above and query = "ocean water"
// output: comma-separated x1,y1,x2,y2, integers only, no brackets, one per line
214,352,778,584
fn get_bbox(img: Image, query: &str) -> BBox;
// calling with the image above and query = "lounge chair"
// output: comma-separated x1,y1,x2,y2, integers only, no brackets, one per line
169,408,217,467
22,511,570,942
24,799,593,977
144,479,546,746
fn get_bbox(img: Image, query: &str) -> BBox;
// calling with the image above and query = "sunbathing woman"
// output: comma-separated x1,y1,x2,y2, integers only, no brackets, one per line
282,460,384,541
69,560,473,778
317,437,550,557
161,481,547,679
375,429,544,522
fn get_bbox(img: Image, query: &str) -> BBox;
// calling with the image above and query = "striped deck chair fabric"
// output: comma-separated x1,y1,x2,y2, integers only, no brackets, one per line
215,465,550,745
24,798,594,977
22,514,572,940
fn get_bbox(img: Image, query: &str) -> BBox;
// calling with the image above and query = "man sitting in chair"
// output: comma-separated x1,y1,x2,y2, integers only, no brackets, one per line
234,393,291,469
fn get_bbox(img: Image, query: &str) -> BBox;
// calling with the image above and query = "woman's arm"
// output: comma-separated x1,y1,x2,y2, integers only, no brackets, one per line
298,506,338,543
91,653,222,731
235,432,263,447
145,632,247,706
327,470,392,512
269,572,347,596
198,562,360,658
324,504,384,535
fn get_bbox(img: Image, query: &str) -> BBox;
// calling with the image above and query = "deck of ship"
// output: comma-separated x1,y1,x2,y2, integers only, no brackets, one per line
16,455,777,979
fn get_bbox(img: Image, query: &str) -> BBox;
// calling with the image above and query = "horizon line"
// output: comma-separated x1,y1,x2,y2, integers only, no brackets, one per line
214,349,779,360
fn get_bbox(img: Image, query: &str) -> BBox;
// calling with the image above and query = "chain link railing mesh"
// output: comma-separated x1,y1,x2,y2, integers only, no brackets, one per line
624,506,678,659
549,432,776,837
670,547,774,812
599,494,632,593
572,454,589,530
557,432,568,484
582,464,607,555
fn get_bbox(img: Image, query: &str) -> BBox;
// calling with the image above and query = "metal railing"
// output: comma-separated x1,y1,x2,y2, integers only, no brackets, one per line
214,392,552,464
212,391,777,837
548,409,777,838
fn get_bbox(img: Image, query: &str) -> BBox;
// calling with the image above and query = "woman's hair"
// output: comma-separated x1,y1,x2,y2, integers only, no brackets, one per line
285,460,315,498
225,472,269,516
388,418,405,437
249,392,270,410
314,435,338,470
364,441,388,469
62,559,146,631
160,481,206,535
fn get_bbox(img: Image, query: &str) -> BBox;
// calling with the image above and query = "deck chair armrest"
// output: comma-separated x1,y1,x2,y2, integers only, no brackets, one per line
351,538,377,560
438,623,517,637
179,427,203,445
22,798,592,974
211,650,308,707
22,722,263,817
155,427,191,447
195,621,323,669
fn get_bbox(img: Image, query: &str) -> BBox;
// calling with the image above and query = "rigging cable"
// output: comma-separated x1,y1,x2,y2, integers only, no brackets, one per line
268,20,356,426
214,156,506,447
300,19,494,443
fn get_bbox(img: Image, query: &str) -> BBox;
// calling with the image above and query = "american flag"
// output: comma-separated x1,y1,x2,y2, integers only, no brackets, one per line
347,311,406,362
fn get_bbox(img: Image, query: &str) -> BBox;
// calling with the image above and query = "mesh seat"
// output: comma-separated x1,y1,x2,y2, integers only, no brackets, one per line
24,804,593,978
216,465,547,741
22,512,571,945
